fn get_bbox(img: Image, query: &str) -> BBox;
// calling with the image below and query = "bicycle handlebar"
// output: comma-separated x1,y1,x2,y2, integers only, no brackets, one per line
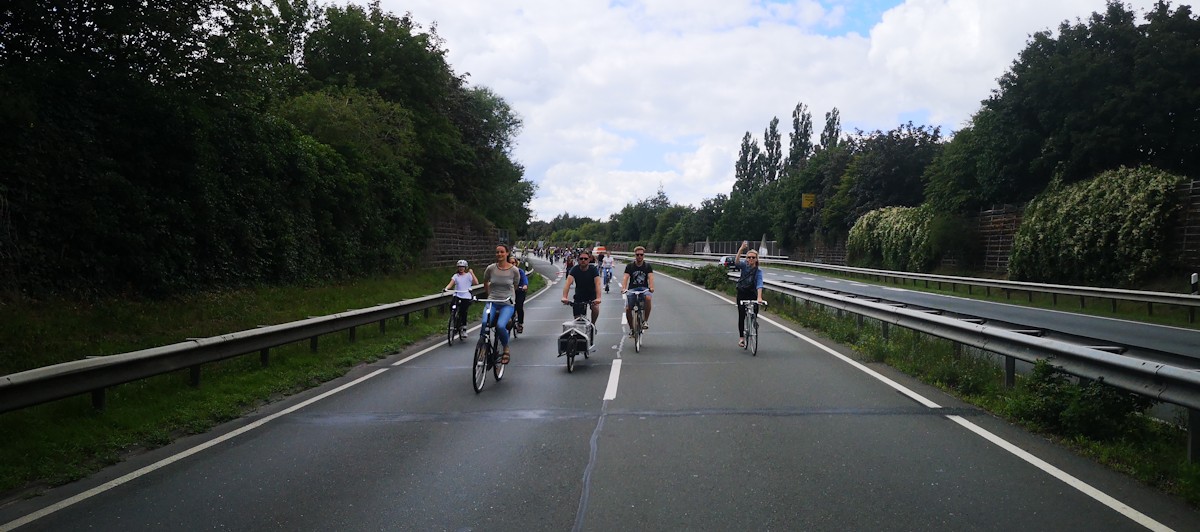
475,297,514,305
739,300,767,306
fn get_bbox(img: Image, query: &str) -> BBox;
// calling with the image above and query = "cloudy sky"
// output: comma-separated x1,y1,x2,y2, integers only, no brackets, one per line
373,0,1161,222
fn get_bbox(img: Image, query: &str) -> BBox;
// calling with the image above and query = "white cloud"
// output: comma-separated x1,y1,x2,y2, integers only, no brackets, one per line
372,0,1160,221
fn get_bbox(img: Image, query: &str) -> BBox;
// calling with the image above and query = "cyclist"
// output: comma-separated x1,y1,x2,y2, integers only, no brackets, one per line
483,244,519,364
443,260,478,340
734,240,765,348
509,255,529,333
599,253,615,292
561,249,601,324
621,246,655,335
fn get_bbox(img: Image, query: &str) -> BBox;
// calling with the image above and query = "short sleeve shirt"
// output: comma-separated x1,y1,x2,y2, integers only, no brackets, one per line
483,263,518,301
624,262,654,290
568,264,600,302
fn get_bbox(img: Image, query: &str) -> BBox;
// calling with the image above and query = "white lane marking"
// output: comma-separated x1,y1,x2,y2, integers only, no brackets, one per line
663,270,1174,530
827,280,840,284
801,277,816,281
603,359,622,401
1,367,392,532
784,275,796,278
948,416,1173,532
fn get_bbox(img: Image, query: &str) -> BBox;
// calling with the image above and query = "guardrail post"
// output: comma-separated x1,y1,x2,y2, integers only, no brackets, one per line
985,286,990,297
349,326,356,343
882,322,890,340
1147,302,1153,316
1027,291,1033,303
404,313,410,326
379,319,387,334
310,336,318,352
1080,296,1086,309
189,366,200,387
1190,409,1199,463
1004,356,1016,388
260,348,269,367
856,314,864,328
1052,293,1058,306
423,308,430,320
92,389,106,411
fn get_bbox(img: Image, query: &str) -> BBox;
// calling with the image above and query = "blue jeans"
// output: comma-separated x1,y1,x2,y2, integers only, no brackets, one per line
482,302,516,347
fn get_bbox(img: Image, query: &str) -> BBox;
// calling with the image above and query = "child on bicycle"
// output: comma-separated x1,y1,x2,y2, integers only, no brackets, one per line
734,241,764,348
444,260,478,339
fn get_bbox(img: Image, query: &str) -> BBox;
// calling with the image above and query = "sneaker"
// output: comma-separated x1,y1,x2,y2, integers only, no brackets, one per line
642,321,649,330
516,324,524,333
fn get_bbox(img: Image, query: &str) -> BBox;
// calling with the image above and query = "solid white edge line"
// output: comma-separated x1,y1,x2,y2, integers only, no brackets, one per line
1,368,392,532
947,415,1173,532
603,359,622,401
5,265,573,530
659,268,1173,530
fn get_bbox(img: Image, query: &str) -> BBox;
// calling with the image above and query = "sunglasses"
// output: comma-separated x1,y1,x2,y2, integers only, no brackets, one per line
635,253,644,256
579,258,590,261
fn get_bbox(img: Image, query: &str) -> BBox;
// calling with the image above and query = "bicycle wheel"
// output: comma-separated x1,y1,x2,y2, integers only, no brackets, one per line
749,316,759,356
743,311,752,351
447,312,457,347
472,338,488,393
633,308,643,353
566,353,575,373
492,334,505,381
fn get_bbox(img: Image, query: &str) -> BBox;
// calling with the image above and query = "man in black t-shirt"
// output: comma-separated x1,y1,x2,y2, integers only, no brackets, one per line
622,246,655,333
561,250,602,324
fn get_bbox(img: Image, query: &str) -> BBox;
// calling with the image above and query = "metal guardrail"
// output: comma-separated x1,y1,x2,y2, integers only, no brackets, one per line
0,287,484,414
639,256,1200,460
623,252,1200,322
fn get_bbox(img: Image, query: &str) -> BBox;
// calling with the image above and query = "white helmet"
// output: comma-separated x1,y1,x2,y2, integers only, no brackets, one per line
456,260,468,267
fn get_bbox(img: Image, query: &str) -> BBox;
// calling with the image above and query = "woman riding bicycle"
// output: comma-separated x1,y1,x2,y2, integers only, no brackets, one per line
509,255,529,333
483,244,519,364
734,241,765,348
443,260,478,339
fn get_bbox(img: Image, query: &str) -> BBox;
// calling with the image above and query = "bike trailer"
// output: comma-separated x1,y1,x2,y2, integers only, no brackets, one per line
558,319,591,356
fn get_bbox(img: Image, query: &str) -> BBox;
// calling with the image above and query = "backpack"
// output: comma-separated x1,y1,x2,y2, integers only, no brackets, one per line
736,266,758,290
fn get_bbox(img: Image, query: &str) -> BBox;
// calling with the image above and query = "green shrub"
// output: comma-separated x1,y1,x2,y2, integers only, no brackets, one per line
847,206,936,271
1004,360,1153,441
690,265,732,289
1009,166,1187,286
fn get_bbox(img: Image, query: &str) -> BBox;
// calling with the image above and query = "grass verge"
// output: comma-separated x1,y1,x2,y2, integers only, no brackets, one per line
0,269,546,499
666,263,1200,507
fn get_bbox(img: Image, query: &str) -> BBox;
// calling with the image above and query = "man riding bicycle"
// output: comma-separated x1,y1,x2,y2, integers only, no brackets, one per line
561,250,602,325
621,246,655,335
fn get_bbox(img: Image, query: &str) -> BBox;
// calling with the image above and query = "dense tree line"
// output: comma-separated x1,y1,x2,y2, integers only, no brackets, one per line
0,1,532,297
538,1,1198,271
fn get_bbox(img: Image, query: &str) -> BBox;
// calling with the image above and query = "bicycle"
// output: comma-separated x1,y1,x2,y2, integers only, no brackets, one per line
625,287,650,353
446,294,469,347
558,301,595,373
602,267,613,293
472,297,513,393
740,300,767,356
